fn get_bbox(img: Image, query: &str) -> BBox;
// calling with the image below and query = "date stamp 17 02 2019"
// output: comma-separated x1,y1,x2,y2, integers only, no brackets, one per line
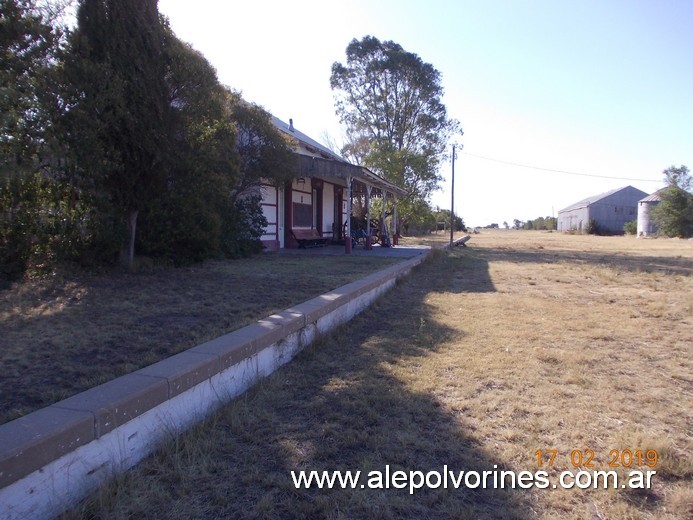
535,449,658,469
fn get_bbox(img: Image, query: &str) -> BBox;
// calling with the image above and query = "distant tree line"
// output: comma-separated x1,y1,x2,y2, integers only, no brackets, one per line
510,217,557,231
383,206,466,236
1,0,296,281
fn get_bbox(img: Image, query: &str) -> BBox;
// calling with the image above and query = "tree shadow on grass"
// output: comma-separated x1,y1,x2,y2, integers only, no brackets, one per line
477,246,692,277
420,248,497,294
68,250,535,520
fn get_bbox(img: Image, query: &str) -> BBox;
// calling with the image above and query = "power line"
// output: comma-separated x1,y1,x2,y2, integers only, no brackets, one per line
461,151,662,183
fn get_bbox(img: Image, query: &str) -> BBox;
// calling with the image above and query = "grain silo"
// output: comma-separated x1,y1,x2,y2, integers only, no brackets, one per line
637,190,662,237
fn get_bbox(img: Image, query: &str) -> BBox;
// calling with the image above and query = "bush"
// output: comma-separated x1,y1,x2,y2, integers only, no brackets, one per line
432,210,465,232
221,194,268,257
624,219,638,235
0,171,110,281
138,185,224,265
651,186,693,238
138,186,268,263
584,218,602,235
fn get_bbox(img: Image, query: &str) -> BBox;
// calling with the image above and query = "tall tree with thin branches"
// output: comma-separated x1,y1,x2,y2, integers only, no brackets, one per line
330,35,461,205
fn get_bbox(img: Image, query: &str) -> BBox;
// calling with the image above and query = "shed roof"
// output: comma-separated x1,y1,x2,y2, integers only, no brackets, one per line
558,185,647,213
639,189,665,203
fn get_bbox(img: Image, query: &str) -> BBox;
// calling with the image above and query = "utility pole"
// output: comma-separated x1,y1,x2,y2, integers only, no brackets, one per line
450,144,455,247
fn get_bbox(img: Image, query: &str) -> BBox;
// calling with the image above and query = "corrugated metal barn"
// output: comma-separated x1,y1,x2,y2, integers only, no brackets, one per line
557,186,647,233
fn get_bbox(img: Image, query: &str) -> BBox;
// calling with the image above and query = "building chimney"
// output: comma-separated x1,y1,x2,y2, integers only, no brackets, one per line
289,118,294,132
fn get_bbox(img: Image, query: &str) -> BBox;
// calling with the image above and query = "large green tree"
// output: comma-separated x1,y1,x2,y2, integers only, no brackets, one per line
0,0,86,281
137,33,297,261
0,0,64,167
60,0,172,266
136,27,238,262
330,35,461,225
651,165,693,238
3,0,298,275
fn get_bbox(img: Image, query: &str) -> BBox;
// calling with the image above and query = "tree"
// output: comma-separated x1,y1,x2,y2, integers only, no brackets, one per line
651,165,693,238
330,36,461,220
60,0,172,267
584,218,602,235
227,92,297,198
399,198,436,235
137,34,298,262
136,27,238,262
433,208,465,232
0,0,65,167
512,216,557,231
0,0,85,281
339,128,371,167
224,93,298,255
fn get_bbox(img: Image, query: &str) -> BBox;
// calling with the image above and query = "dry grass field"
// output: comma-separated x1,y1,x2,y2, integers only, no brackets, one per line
58,231,691,519
0,254,400,424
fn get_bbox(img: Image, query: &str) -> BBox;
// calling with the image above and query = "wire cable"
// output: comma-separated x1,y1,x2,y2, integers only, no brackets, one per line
460,151,662,183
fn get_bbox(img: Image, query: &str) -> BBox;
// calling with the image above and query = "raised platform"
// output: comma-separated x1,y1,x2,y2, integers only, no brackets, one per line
0,251,431,519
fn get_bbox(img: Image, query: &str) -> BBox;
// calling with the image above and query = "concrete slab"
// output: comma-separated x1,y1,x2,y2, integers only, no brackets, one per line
53,374,168,438
133,351,220,399
0,407,94,488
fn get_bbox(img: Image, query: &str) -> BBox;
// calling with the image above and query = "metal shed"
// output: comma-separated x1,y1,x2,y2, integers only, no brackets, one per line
557,186,647,234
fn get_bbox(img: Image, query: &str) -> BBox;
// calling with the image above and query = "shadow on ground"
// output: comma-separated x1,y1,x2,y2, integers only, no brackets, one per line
479,246,692,276
68,250,533,520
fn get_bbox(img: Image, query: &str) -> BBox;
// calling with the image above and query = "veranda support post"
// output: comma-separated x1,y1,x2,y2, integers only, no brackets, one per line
345,176,352,254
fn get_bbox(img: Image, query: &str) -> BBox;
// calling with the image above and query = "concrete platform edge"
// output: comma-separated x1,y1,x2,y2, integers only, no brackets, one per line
0,250,430,519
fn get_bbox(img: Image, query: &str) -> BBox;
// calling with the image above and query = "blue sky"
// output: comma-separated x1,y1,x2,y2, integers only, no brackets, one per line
158,0,692,226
